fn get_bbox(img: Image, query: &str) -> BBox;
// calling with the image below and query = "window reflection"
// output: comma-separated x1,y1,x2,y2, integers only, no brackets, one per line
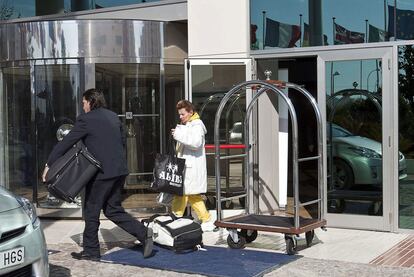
250,0,414,50
96,63,163,212
326,60,386,216
2,66,33,201
0,0,164,20
191,64,246,210
398,45,414,229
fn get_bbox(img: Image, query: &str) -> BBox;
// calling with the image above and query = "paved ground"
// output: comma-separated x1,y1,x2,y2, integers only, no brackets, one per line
47,241,414,277
43,217,414,277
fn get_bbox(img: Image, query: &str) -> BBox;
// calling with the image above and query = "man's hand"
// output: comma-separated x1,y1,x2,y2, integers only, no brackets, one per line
42,165,49,182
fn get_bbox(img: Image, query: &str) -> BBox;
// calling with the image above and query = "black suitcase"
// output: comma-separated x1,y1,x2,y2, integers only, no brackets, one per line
45,141,102,203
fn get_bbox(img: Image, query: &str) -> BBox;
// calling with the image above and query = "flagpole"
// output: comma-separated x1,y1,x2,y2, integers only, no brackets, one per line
365,19,368,43
375,60,380,92
394,0,397,40
299,14,303,47
332,17,336,45
384,0,386,37
262,11,266,49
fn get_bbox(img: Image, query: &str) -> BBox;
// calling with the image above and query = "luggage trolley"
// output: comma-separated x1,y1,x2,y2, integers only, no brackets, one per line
213,80,327,255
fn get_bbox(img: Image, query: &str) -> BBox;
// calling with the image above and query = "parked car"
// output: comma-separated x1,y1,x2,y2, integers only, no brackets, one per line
329,123,407,189
0,186,49,276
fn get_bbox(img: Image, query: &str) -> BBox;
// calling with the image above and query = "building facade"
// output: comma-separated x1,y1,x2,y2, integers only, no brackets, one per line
1,0,414,233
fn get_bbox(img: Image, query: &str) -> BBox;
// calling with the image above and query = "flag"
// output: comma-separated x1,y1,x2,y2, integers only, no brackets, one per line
334,23,365,44
303,22,328,46
388,5,414,40
250,24,259,50
369,24,387,42
265,18,301,48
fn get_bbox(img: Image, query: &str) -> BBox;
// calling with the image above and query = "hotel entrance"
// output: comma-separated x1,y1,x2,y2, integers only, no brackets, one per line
0,19,187,217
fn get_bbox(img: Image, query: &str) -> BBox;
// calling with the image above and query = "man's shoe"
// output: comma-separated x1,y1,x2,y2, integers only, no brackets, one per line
143,227,154,258
71,251,101,261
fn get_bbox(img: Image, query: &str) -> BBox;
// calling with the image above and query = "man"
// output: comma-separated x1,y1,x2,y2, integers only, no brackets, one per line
42,88,153,260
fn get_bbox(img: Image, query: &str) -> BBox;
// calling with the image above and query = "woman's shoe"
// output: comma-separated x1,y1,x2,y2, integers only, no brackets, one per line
201,219,216,232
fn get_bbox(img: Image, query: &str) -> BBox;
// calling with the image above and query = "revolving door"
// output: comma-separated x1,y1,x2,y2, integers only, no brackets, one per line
0,19,186,217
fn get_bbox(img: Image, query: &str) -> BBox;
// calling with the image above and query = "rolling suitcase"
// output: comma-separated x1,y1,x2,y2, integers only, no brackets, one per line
142,214,203,253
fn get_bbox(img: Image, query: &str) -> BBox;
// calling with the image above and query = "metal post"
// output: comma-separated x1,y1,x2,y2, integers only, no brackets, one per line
262,11,266,49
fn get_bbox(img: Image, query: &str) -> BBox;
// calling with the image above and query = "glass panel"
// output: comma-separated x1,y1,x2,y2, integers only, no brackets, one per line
1,66,33,200
191,64,246,210
164,64,185,139
398,45,414,229
96,63,161,211
250,0,391,50
0,0,166,20
95,0,162,9
326,59,383,216
35,62,80,208
0,0,36,20
393,1,414,41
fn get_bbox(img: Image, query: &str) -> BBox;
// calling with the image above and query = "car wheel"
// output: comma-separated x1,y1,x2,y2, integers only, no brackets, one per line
333,159,354,190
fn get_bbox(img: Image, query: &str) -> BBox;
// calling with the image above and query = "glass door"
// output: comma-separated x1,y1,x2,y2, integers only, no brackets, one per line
1,64,33,201
318,47,393,231
34,59,82,211
186,59,252,209
95,63,162,213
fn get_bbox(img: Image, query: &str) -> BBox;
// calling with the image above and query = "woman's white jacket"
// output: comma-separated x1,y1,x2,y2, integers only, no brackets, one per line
173,119,207,195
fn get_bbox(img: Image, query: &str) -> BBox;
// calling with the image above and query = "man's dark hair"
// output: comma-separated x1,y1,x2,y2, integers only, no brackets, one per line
83,88,107,110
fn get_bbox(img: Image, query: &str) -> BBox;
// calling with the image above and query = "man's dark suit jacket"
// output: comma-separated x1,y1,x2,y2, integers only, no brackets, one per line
47,107,129,180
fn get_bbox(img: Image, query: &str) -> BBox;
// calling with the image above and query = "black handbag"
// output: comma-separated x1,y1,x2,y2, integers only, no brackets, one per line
45,141,102,203
151,139,185,196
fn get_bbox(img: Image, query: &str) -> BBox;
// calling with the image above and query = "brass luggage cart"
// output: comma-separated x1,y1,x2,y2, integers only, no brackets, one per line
213,80,326,255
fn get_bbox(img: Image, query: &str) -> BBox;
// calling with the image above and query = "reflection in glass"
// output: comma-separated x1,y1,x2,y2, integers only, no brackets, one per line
96,63,162,211
35,63,79,208
250,0,400,50
398,45,414,229
2,66,33,201
326,60,386,216
191,64,246,209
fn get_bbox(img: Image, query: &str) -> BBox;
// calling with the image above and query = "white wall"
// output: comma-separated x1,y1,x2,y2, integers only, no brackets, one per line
187,0,250,58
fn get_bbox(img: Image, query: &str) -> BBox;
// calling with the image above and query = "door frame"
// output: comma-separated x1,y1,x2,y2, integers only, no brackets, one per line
317,47,393,231
251,45,396,232
185,58,253,101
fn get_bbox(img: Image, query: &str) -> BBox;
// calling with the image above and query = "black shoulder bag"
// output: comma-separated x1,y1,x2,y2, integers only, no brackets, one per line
45,141,102,203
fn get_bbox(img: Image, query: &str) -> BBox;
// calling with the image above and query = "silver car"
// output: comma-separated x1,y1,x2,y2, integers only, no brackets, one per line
0,187,49,276
329,124,407,189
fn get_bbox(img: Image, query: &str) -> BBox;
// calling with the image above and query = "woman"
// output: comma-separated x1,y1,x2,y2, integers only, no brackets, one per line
171,100,215,232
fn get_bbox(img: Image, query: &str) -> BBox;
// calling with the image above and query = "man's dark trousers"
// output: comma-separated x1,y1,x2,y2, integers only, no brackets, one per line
82,175,147,255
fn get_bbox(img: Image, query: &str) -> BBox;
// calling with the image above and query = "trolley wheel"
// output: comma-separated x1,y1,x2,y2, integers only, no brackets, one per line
205,196,216,210
285,236,296,255
239,229,258,243
305,230,315,247
227,234,246,249
239,197,246,208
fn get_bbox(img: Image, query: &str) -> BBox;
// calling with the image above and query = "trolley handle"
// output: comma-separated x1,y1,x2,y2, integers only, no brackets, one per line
251,80,286,90
205,144,246,149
